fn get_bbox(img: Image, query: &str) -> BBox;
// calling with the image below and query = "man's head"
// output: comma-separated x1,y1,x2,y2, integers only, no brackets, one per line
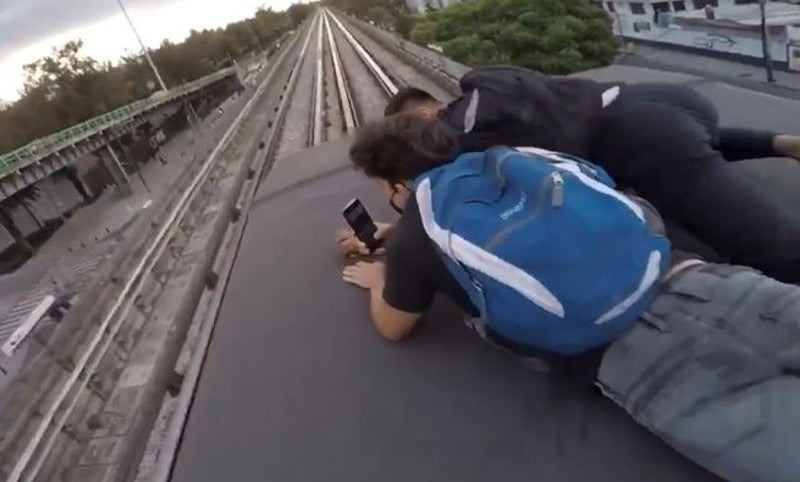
384,87,443,119
350,113,458,212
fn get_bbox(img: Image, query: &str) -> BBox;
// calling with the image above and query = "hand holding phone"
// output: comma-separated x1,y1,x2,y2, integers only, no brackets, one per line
342,198,384,253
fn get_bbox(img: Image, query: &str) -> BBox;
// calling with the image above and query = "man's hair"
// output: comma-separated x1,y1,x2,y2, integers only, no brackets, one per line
384,87,439,116
350,114,459,184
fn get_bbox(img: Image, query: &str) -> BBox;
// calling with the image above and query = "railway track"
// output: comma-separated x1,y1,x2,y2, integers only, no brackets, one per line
327,10,399,98
323,11,358,136
0,15,315,482
279,8,400,156
0,9,466,481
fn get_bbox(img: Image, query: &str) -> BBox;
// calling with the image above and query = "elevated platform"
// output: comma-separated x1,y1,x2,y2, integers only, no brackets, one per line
0,67,240,202
170,65,800,482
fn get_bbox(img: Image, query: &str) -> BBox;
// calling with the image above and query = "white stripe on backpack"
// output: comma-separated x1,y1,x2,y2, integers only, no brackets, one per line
416,178,566,318
594,250,662,325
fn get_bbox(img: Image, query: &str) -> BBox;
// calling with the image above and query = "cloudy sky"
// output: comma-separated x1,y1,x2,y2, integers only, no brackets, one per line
0,0,296,101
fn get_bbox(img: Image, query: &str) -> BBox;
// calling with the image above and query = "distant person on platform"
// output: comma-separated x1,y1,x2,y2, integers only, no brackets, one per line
337,113,800,482
381,67,800,283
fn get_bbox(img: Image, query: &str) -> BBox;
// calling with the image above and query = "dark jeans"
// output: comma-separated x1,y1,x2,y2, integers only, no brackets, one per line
598,263,800,482
592,83,800,283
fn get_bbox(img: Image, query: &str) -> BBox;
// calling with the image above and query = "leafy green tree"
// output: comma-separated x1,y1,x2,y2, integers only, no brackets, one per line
366,6,396,29
0,5,296,156
410,0,616,74
288,3,316,27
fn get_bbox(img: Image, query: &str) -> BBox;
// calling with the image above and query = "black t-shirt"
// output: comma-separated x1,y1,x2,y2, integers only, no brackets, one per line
382,195,478,317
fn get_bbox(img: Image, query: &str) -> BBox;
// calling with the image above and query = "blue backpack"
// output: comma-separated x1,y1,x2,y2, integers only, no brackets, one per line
414,146,671,355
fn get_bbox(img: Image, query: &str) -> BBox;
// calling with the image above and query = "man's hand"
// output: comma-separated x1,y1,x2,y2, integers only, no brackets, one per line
774,134,800,160
335,223,393,257
342,260,421,341
342,261,385,289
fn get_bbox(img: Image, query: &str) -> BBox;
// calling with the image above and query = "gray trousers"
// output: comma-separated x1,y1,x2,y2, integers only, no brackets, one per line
597,263,800,482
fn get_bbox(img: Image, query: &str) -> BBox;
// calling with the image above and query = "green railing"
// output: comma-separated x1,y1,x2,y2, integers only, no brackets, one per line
0,67,236,178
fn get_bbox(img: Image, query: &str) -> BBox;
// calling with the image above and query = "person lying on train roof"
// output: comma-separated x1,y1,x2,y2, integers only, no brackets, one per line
337,113,800,482
382,67,800,283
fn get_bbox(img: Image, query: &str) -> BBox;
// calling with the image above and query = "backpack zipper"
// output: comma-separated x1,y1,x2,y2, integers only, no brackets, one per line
484,171,564,251
551,172,564,207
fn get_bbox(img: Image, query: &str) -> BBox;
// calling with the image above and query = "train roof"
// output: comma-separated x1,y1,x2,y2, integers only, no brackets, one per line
170,64,800,482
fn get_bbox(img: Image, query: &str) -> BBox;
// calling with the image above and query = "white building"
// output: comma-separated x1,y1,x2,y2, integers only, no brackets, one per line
406,0,462,13
598,0,800,70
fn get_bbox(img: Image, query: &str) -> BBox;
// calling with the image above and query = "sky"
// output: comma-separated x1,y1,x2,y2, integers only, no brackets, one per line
0,0,297,101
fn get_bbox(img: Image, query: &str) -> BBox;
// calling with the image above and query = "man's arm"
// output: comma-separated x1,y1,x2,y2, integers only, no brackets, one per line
368,282,422,342
343,261,422,341
718,128,800,161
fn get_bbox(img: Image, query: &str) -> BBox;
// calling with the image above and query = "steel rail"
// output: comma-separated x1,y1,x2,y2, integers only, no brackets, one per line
325,10,399,97
322,11,359,132
310,15,326,146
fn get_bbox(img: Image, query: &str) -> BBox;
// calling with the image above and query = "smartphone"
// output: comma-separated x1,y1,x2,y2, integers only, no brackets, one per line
342,198,383,252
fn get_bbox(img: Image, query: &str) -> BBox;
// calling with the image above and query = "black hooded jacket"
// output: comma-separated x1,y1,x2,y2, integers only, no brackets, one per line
438,65,620,158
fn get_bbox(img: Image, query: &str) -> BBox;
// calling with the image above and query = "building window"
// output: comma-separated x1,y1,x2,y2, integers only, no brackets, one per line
633,20,652,31
630,2,646,14
672,1,686,10
653,2,671,12
653,2,670,24
692,0,718,8
607,1,616,12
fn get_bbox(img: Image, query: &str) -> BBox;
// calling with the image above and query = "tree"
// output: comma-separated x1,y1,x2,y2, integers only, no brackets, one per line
22,40,98,98
287,3,315,27
254,8,290,46
410,0,617,74
0,5,296,157
0,186,42,256
366,6,396,30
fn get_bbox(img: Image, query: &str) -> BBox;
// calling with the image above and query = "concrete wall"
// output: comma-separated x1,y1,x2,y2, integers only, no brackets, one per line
619,21,790,62
0,175,83,252
602,0,793,64
341,12,471,80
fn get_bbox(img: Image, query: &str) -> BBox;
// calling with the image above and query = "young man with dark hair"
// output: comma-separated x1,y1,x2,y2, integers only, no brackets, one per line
383,87,438,119
379,69,800,283
340,113,800,482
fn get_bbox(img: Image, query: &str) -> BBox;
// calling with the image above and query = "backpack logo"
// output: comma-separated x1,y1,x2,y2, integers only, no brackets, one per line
500,192,527,220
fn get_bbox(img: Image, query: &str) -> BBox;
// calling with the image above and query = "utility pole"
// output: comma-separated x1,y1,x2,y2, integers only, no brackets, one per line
116,0,168,91
759,0,776,83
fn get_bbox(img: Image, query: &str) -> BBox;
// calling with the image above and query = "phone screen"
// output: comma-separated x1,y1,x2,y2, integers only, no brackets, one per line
343,199,382,250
